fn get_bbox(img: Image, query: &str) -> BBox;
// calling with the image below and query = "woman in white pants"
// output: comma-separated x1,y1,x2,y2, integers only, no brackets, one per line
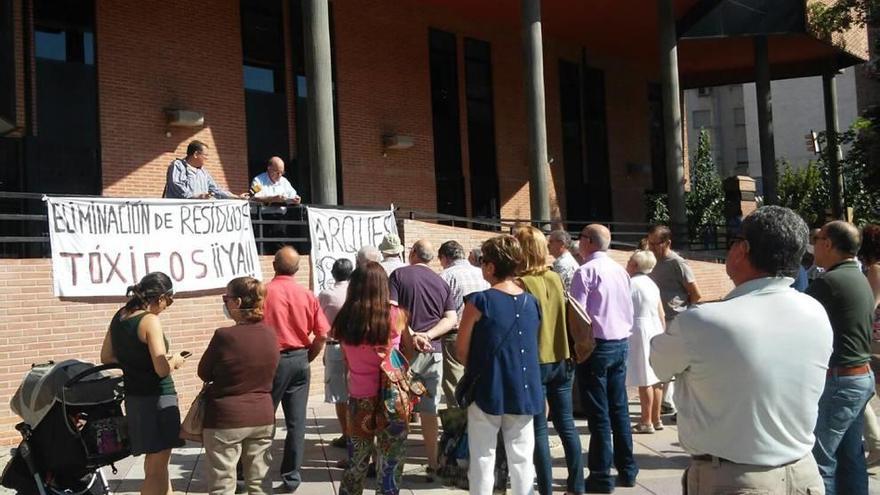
457,235,545,495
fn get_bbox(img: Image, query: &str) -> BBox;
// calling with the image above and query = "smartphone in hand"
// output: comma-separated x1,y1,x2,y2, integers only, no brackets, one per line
180,351,192,359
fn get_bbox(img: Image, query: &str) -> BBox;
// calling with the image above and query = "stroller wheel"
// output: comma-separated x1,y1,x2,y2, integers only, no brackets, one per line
48,470,109,495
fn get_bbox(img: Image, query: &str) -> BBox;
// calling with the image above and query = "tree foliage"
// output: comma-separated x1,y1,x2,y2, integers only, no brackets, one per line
645,129,725,241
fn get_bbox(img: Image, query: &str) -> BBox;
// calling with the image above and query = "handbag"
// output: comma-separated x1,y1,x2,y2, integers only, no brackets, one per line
179,382,209,442
374,345,426,429
455,294,527,408
565,291,595,363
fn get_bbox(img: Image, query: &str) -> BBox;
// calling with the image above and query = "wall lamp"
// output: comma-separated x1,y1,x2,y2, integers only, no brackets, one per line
382,134,414,157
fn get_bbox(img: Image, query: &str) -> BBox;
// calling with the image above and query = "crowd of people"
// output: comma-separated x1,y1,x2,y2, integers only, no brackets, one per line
102,140,880,495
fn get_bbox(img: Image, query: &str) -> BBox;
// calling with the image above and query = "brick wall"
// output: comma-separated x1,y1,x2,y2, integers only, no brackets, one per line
95,0,249,199
330,1,655,221
0,255,311,446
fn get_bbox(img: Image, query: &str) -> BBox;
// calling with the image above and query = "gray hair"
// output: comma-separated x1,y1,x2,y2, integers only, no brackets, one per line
356,245,382,267
741,206,808,278
549,230,576,251
438,240,466,261
629,250,657,274
412,242,434,263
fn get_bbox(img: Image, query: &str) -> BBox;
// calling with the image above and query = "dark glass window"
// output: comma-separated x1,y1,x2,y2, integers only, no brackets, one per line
558,60,611,220
241,0,289,182
648,83,667,193
428,29,465,217
464,38,498,220
0,0,15,125
34,29,93,65
243,64,276,93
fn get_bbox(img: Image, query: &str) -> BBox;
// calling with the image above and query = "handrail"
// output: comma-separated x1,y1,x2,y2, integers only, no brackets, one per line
0,191,732,260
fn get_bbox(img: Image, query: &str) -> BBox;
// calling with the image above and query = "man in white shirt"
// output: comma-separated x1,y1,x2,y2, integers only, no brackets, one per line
251,156,301,214
548,229,579,292
651,206,833,494
437,240,489,407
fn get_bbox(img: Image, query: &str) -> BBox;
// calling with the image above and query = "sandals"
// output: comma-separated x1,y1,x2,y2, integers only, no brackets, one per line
633,422,655,434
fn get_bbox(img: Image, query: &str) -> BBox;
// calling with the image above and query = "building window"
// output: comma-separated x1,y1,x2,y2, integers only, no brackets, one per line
428,29,465,217
464,37,499,220
733,107,746,126
243,64,276,93
692,110,712,129
697,87,712,97
34,28,93,64
240,0,289,182
736,147,749,165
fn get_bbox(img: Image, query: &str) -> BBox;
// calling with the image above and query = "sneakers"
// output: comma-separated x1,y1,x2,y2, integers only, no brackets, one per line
329,436,348,448
653,420,664,431
660,403,677,415
425,466,436,483
632,423,655,434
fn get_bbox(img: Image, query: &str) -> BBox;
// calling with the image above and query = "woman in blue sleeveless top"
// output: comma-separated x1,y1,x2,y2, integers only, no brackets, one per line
457,235,544,495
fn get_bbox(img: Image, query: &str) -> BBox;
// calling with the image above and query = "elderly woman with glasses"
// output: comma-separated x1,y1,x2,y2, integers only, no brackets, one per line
198,277,280,495
100,272,188,495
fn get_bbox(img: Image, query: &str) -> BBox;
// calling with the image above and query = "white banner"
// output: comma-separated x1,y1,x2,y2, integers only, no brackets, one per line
307,206,398,293
45,197,262,297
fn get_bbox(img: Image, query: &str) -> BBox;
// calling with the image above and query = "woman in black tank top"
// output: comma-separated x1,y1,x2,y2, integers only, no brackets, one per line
100,272,189,495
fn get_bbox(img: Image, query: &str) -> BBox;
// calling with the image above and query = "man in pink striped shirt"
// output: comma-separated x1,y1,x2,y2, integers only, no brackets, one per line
569,224,638,492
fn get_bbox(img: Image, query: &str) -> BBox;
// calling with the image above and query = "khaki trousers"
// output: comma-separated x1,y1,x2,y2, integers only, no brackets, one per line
683,454,824,495
442,334,464,408
203,425,274,495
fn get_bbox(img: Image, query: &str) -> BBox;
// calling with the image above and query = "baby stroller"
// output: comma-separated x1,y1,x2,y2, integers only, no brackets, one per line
1,360,131,495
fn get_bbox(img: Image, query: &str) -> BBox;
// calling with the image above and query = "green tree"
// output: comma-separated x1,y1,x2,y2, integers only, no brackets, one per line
686,129,725,237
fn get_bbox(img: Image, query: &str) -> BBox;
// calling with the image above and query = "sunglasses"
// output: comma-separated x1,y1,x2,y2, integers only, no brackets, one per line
162,289,175,306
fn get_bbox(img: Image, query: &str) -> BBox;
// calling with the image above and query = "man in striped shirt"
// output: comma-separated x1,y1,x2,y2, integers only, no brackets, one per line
164,140,247,199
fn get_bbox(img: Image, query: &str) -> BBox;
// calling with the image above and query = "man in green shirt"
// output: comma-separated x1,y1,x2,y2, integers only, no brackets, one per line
807,220,876,495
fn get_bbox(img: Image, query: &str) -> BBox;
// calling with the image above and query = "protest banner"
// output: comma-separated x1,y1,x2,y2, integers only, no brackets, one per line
307,206,398,293
45,197,262,297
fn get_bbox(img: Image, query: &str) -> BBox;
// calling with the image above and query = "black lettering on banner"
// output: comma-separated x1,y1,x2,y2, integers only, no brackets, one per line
154,212,165,230
162,212,173,231
169,252,185,282
51,203,68,233
180,206,193,234
327,217,343,252
191,250,208,279
103,252,126,284
88,248,103,284
341,215,355,252
313,218,331,253
129,246,138,282
60,252,83,286
143,252,160,274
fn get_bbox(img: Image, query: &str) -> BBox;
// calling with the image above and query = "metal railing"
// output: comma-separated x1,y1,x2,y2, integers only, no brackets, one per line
0,191,732,260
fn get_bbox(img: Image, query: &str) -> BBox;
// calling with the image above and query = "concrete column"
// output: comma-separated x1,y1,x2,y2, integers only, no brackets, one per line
657,0,687,234
754,36,777,205
304,0,337,205
823,72,845,219
522,0,550,223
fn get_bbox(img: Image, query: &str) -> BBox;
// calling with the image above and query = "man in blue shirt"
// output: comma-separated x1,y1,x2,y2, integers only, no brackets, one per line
164,140,247,199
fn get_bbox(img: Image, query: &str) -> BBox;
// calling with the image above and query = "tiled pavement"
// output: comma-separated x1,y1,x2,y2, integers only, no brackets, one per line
5,397,880,494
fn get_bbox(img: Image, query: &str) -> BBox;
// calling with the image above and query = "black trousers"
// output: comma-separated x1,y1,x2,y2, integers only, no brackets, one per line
272,349,311,486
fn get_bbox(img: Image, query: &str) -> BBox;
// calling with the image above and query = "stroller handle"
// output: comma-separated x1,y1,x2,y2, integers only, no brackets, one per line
63,363,124,388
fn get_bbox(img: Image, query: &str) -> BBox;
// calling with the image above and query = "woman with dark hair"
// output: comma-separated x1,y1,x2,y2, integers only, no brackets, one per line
198,276,279,494
457,235,543,495
335,261,415,495
100,272,187,495
513,226,583,495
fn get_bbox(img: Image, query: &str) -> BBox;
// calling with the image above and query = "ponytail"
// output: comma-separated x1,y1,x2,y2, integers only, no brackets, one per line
124,272,173,311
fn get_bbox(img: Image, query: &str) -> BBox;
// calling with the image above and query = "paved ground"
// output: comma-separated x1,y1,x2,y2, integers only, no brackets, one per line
5,396,880,494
